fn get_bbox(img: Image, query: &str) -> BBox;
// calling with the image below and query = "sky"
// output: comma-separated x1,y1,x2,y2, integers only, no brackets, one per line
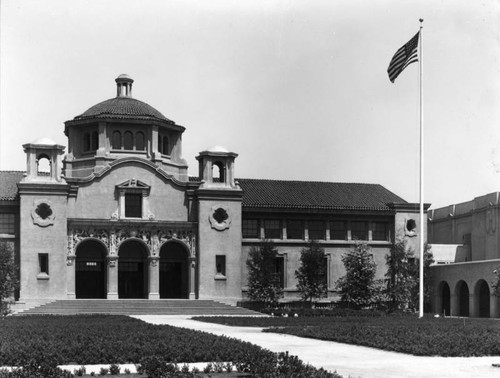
1,0,499,209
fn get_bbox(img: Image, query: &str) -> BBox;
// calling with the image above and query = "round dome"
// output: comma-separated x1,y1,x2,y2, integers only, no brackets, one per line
73,97,173,123
32,137,57,145
208,145,229,153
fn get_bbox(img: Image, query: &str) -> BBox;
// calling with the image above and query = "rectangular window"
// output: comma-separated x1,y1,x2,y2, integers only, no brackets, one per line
351,221,368,240
264,219,281,239
308,220,325,240
39,253,49,275
372,222,389,241
330,221,346,240
286,220,304,239
274,256,285,289
0,213,15,234
242,219,260,238
216,255,226,276
125,193,142,218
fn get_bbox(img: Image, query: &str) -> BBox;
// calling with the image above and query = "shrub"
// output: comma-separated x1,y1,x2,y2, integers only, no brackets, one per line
99,367,108,376
108,364,120,375
295,241,328,303
0,241,19,317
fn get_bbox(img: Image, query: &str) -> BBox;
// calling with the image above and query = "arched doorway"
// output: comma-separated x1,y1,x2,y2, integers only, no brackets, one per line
159,241,189,299
457,281,470,317
118,240,148,299
476,280,490,318
441,282,451,316
75,240,107,299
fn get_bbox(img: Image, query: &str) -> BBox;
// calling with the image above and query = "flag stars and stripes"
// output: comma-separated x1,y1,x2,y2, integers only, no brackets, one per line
387,32,420,83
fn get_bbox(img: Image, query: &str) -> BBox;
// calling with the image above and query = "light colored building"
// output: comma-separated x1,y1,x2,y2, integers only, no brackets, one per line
0,75,426,308
429,192,500,318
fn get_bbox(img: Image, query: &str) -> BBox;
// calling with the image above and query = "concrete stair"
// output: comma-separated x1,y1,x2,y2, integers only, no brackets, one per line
16,299,262,316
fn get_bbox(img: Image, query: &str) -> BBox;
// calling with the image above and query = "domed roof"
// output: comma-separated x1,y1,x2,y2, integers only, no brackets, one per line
32,137,57,145
73,97,173,123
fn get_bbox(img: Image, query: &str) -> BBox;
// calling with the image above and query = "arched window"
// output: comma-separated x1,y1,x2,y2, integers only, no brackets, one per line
37,154,51,175
112,131,122,149
136,132,145,151
212,161,225,182
124,131,133,150
162,136,169,155
83,133,91,152
91,131,99,151
157,135,163,154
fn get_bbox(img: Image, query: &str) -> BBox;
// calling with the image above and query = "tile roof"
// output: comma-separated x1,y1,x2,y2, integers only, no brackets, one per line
72,97,173,123
237,178,407,211
0,171,24,200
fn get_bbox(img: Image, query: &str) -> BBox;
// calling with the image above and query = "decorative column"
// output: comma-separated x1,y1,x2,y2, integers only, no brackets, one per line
107,256,119,299
189,257,196,300
491,295,499,318
66,255,76,299
148,257,160,299
469,293,478,318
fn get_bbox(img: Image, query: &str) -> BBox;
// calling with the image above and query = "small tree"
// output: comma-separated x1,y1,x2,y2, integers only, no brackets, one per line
385,239,417,312
295,241,328,303
336,241,379,309
0,241,19,316
246,241,283,306
414,243,435,311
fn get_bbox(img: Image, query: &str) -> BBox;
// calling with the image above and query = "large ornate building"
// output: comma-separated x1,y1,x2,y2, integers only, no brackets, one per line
0,75,426,308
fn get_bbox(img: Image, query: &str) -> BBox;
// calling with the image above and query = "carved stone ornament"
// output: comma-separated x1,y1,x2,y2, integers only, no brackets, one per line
208,205,231,231
31,199,56,227
404,218,417,238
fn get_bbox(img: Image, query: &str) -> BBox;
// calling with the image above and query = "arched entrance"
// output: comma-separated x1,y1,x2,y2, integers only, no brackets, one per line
476,280,490,318
159,241,189,299
457,281,470,317
75,240,107,299
441,282,451,316
118,240,148,299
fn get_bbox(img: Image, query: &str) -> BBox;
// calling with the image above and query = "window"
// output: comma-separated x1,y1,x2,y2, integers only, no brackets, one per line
372,222,389,241
351,221,368,240
83,133,91,151
216,255,226,277
286,220,304,239
136,132,145,151
308,220,325,240
91,131,99,151
112,131,122,149
125,193,142,218
330,221,346,240
264,219,281,239
37,155,51,175
242,219,260,238
158,134,170,155
321,257,329,287
39,253,49,275
124,131,134,150
274,256,285,288
0,213,15,234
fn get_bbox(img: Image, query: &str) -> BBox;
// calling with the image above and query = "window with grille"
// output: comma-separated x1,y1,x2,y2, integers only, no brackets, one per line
286,220,304,239
330,221,346,240
372,222,389,241
264,219,281,239
242,219,260,238
308,220,325,240
125,193,142,218
351,221,368,240
0,213,15,234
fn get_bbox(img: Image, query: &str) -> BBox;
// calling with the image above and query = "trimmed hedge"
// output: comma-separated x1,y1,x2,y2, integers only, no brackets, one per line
194,314,500,357
0,315,340,377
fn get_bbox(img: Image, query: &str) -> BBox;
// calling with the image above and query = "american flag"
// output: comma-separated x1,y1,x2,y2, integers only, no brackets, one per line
387,32,420,83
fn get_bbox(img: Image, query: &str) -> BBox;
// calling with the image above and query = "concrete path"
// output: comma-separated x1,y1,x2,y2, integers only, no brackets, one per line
134,315,500,378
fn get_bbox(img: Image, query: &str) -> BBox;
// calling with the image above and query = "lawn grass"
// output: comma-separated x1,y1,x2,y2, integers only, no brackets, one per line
192,314,500,357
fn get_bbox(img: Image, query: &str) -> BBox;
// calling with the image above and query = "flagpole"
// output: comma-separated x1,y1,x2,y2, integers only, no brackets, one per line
419,18,424,319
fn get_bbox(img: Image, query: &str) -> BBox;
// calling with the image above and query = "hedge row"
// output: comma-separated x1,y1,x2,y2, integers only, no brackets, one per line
0,315,340,377
195,314,500,357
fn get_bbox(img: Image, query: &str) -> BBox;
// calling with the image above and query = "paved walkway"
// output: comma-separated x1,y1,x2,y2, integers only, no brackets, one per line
134,315,500,378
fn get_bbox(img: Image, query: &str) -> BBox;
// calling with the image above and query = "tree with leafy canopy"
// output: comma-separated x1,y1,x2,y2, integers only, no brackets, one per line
0,241,19,316
246,241,283,306
295,241,328,303
336,241,381,308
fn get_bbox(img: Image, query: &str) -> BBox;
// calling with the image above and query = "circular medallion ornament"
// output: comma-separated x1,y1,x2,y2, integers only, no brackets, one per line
209,206,231,231
31,199,56,227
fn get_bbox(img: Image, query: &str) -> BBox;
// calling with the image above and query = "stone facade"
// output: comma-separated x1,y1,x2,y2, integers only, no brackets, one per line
0,75,428,307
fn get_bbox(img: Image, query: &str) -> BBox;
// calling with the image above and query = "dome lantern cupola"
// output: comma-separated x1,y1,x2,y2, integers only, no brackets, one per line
115,74,133,97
